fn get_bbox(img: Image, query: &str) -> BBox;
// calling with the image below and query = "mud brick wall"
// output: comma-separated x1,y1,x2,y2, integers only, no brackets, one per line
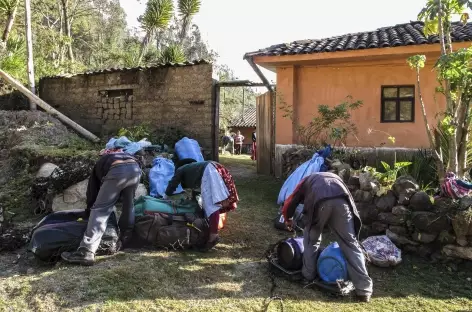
38,63,214,155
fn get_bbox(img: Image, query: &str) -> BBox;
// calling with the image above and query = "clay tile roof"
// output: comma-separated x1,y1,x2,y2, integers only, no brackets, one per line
230,107,256,128
42,59,211,79
244,21,472,58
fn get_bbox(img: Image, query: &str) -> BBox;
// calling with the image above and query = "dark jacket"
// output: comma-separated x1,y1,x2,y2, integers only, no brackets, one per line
252,131,256,143
86,153,137,209
281,172,362,236
165,161,212,196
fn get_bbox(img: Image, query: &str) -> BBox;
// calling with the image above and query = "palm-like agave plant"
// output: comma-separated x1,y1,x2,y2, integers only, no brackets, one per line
138,0,174,65
178,0,201,42
158,44,186,64
0,0,19,42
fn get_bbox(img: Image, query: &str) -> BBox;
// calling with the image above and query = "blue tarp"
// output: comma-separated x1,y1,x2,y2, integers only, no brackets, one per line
105,136,152,155
277,145,332,206
149,157,183,198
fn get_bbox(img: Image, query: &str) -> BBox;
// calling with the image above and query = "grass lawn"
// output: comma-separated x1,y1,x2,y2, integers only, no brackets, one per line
1,155,472,311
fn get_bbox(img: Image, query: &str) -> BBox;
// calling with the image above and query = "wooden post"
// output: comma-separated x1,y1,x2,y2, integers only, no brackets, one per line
0,69,100,143
24,0,36,110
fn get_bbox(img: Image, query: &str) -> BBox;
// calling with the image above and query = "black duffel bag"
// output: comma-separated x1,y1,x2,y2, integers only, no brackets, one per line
28,209,119,263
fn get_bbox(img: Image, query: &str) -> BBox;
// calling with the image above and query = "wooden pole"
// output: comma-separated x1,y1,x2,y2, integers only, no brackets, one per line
0,69,101,143
24,0,36,110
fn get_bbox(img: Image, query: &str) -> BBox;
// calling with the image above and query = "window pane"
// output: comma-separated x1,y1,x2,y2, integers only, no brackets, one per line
399,87,414,97
383,101,397,121
400,100,413,121
383,88,398,98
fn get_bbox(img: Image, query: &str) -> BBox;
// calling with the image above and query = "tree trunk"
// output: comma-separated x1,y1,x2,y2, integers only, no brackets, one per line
138,32,150,66
24,0,36,110
61,0,74,62
457,97,471,177
2,1,19,42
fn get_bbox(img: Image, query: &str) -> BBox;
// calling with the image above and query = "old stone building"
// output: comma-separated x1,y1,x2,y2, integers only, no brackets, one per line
38,60,218,159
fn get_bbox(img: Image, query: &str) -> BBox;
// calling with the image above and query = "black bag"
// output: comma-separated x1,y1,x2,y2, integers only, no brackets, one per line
132,210,209,250
28,209,119,263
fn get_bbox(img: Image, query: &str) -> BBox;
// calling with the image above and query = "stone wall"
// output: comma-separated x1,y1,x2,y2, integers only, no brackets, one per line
282,147,472,262
38,62,216,158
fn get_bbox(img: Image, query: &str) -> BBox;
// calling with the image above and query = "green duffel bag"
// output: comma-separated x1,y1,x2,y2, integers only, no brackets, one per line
134,195,201,216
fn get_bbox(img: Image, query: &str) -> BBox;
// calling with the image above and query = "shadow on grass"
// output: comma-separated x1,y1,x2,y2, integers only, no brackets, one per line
2,156,472,311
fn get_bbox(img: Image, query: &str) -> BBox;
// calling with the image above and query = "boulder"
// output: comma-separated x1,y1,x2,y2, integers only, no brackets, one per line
359,172,379,194
348,176,360,188
374,191,397,213
36,163,59,178
412,231,437,243
389,225,408,236
392,175,419,197
386,229,419,246
460,196,472,211
409,191,433,212
434,197,455,213
354,190,373,203
451,210,472,246
412,211,451,234
330,159,343,171
437,230,456,245
442,245,472,261
371,222,389,234
392,205,411,216
378,213,406,225
418,244,435,258
52,180,147,212
397,193,412,206
356,203,378,225
338,168,350,183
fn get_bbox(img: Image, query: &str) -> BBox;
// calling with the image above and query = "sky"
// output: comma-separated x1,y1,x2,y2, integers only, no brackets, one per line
119,0,432,83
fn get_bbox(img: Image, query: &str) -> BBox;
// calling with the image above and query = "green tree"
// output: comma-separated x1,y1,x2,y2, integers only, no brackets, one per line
138,0,173,65
158,43,186,63
177,0,200,43
0,0,19,42
407,0,472,179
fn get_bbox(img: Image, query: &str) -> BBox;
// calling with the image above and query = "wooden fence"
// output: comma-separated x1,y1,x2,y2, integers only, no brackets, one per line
256,91,275,175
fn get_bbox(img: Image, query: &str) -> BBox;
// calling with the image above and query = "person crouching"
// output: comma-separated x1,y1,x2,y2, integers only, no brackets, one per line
61,148,142,265
164,158,238,249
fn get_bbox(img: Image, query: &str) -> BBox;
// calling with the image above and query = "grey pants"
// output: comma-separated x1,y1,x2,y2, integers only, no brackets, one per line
222,141,234,155
303,198,373,296
80,163,141,253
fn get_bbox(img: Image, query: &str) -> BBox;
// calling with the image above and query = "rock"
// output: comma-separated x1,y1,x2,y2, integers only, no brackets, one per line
52,180,147,212
412,211,451,234
374,191,397,213
403,244,419,254
392,175,419,197
442,245,472,261
434,197,455,213
36,163,58,178
460,196,472,211
356,203,378,225
437,230,456,245
330,159,343,171
397,193,412,206
386,229,419,246
26,268,35,275
338,168,350,183
412,231,437,243
354,190,373,203
359,172,379,193
348,176,360,188
418,245,435,258
371,222,388,234
135,184,147,198
389,225,408,236
409,191,433,212
451,209,472,246
378,213,406,225
392,205,410,216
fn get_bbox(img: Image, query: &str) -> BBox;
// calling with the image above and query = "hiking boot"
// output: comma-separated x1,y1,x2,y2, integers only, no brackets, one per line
61,249,95,266
356,294,371,303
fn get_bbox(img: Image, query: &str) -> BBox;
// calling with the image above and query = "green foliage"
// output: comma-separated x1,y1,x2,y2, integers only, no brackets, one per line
158,44,186,63
407,55,426,70
0,0,18,14
363,161,412,195
293,96,363,148
400,149,439,189
117,124,188,147
117,124,152,142
139,0,174,34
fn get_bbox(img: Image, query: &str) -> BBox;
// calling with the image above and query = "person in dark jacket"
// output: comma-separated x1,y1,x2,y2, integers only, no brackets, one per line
165,158,238,248
251,128,256,161
61,151,142,265
281,172,373,302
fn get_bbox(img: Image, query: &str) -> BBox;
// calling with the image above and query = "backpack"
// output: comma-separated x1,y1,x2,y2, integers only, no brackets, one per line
131,196,209,250
28,209,119,263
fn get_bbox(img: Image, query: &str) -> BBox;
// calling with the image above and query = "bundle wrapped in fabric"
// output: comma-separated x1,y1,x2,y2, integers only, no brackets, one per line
175,137,204,162
361,235,402,267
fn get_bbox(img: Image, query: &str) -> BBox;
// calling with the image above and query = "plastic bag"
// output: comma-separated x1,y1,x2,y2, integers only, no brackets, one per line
175,137,204,162
149,157,183,197
361,235,402,267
